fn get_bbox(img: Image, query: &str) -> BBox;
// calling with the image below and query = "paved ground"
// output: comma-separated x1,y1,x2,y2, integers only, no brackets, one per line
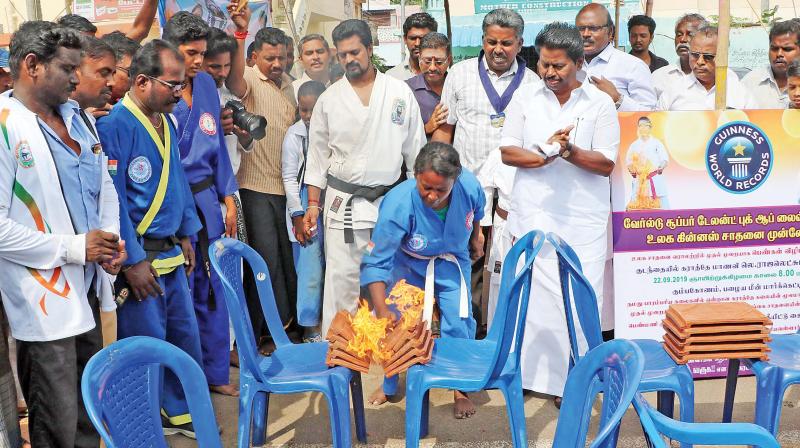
165,366,800,447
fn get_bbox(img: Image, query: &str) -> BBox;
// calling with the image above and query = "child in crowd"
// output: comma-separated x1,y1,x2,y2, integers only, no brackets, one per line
282,81,328,342
788,61,800,109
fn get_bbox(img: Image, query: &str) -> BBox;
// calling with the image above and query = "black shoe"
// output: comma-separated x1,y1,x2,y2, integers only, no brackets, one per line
162,415,196,439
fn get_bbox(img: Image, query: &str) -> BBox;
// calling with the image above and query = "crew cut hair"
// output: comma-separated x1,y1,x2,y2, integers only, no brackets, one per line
129,39,183,80
693,24,718,40
414,142,462,179
769,20,800,45
675,13,708,31
482,8,524,39
420,32,451,54
298,34,330,53
206,27,238,59
403,12,438,36
163,11,210,46
9,21,82,80
297,80,326,99
332,19,373,48
253,27,288,52
535,22,584,63
101,31,141,60
57,14,97,34
80,35,116,61
628,15,657,36
788,60,800,78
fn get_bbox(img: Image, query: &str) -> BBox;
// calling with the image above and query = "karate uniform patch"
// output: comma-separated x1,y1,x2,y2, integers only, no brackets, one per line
14,141,34,168
108,160,118,176
199,112,217,135
128,156,152,183
391,98,406,125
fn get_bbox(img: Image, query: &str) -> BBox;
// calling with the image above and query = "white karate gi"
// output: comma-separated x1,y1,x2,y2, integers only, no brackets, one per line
305,71,426,334
501,80,620,397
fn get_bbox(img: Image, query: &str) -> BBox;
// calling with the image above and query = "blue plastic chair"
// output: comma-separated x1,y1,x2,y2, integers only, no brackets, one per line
209,238,367,448
722,331,800,435
81,336,222,448
547,232,695,448
634,393,780,447
553,339,645,447
404,230,545,447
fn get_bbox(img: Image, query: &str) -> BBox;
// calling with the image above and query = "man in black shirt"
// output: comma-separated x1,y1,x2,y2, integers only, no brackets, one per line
628,15,669,72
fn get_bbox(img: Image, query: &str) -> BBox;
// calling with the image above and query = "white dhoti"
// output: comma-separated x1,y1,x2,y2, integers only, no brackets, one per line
519,241,605,397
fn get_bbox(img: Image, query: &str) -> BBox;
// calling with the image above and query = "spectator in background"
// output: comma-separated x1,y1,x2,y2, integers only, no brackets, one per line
225,26,299,354
3,21,124,447
576,3,657,111
56,13,97,37
386,12,438,80
0,50,11,93
71,36,116,115
789,60,800,108
246,41,257,67
101,31,141,104
658,25,755,110
291,34,332,101
285,34,300,80
407,32,451,140
627,15,669,72
742,20,800,108
652,13,707,97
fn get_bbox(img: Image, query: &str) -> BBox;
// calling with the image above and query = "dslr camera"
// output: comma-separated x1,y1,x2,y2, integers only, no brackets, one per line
225,100,267,141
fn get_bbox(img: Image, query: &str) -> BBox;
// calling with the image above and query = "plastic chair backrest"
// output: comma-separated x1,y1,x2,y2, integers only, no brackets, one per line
633,394,780,448
209,238,291,381
81,336,222,448
554,339,644,448
547,232,604,367
486,230,545,382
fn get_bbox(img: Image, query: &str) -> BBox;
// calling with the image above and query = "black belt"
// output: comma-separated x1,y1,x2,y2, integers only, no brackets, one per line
190,175,214,194
142,235,180,262
326,174,401,243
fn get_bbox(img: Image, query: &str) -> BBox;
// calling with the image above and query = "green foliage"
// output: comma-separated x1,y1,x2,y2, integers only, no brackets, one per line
371,53,389,73
708,6,782,28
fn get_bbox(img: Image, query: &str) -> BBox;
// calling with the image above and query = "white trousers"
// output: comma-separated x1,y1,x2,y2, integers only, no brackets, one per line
321,227,371,336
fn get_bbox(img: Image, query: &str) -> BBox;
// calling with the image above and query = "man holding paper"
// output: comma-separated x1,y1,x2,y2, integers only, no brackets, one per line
500,22,619,404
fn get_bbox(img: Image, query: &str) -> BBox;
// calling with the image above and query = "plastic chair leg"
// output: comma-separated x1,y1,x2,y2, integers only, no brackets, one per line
251,391,269,447
722,359,740,423
350,372,367,443
677,383,695,448
420,390,429,439
405,373,426,448
330,375,354,448
753,367,784,436
500,377,528,448
238,386,255,448
657,391,675,419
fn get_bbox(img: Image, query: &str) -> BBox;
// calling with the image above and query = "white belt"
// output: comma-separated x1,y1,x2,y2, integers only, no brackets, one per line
401,248,469,330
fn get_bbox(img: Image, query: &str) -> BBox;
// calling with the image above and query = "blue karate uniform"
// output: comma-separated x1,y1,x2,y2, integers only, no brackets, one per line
173,71,238,386
97,96,204,425
360,170,485,395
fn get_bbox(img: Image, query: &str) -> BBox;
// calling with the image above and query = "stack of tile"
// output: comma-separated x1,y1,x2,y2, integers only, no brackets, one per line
381,323,434,378
662,302,772,364
325,311,371,373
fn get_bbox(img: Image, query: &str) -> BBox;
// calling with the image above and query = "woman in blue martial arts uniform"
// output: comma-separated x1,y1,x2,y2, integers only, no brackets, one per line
361,141,486,419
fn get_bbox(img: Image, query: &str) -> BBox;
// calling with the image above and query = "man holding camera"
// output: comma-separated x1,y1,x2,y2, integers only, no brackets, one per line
162,12,240,396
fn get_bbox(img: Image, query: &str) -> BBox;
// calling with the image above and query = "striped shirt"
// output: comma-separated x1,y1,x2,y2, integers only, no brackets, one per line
238,66,297,195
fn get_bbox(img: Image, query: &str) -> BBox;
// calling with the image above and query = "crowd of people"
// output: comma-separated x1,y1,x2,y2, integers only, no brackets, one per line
0,0,797,446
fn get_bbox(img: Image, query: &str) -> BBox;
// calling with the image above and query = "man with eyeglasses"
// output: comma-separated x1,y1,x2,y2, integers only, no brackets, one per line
742,20,800,109
657,25,755,110
575,3,656,111
97,39,207,439
387,12,438,80
652,14,707,98
406,32,451,140
161,11,242,399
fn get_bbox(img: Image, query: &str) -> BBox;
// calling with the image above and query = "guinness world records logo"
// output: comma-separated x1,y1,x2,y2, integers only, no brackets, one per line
705,121,773,194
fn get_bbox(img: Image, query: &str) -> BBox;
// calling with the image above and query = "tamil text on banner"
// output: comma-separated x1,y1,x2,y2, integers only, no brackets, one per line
611,109,800,377
159,0,271,46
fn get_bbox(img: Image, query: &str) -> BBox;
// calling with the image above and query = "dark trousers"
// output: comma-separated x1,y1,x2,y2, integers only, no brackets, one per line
18,292,102,448
0,308,20,448
240,189,298,342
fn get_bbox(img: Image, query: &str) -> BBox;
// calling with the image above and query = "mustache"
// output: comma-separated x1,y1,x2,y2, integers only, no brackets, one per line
676,43,690,51
346,62,361,70
583,37,595,45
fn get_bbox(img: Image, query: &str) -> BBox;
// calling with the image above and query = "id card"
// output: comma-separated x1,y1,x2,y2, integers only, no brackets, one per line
490,112,505,128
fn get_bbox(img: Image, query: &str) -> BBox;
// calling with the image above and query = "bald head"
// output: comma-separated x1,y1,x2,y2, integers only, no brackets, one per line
576,3,614,59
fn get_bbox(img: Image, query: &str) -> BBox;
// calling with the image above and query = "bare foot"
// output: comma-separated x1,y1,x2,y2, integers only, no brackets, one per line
553,396,562,409
368,387,390,406
454,391,475,419
210,384,240,397
258,338,276,356
22,441,30,448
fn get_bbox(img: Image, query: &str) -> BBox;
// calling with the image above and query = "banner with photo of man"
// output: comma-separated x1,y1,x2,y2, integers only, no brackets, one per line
611,109,800,377
158,0,271,46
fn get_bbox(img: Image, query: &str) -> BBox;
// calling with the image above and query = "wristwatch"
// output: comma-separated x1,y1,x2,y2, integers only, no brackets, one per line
560,142,573,159
614,94,624,109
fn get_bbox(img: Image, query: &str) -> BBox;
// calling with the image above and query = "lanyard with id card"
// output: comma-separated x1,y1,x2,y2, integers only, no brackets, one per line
477,50,527,129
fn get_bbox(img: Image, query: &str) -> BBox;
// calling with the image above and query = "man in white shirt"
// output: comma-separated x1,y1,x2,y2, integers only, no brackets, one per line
302,19,425,337
500,22,619,403
658,25,756,110
652,14,707,97
291,34,333,101
625,116,670,209
742,20,800,109
575,3,657,111
386,12,438,81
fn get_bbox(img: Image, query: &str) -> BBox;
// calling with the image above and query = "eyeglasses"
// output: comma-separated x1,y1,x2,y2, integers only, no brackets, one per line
689,51,716,62
115,65,130,75
420,57,449,66
577,25,609,33
144,75,187,93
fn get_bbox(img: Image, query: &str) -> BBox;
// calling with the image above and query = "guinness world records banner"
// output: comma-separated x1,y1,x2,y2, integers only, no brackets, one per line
610,110,800,377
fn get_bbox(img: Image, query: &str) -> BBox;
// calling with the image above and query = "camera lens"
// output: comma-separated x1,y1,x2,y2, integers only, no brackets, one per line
225,100,268,140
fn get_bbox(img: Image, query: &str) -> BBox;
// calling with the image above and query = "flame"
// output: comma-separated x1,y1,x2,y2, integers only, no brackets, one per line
626,152,662,211
386,279,425,330
347,299,391,362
